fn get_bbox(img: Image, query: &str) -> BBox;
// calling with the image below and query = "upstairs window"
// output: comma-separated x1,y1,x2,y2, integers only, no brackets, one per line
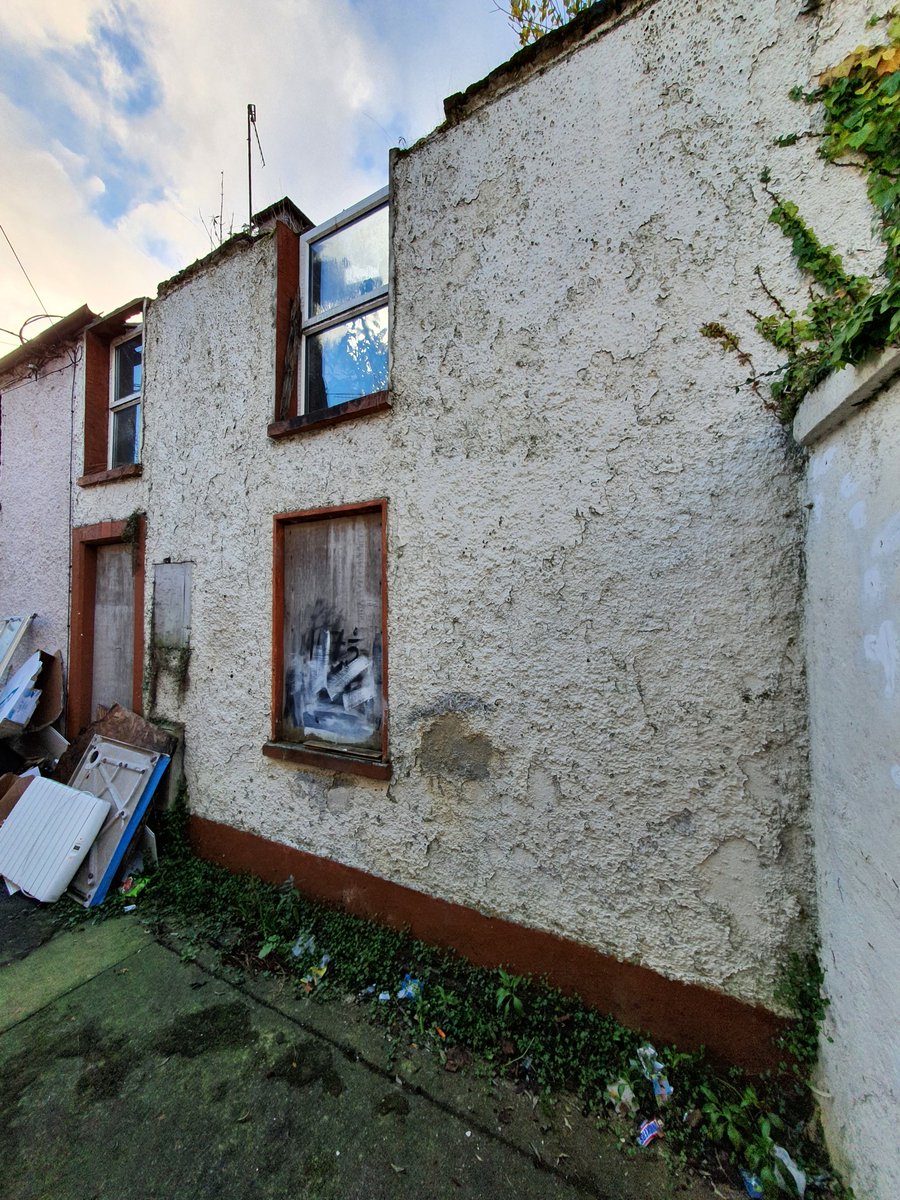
79,299,145,486
300,187,389,414
109,328,142,468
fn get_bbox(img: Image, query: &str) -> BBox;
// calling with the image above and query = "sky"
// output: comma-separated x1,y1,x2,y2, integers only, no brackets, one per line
0,0,520,352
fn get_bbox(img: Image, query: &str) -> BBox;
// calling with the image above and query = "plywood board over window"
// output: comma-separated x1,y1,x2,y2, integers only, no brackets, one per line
265,501,389,779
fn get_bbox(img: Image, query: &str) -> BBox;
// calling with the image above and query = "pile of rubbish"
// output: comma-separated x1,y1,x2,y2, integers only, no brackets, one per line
0,616,66,768
606,1044,808,1197
0,617,174,908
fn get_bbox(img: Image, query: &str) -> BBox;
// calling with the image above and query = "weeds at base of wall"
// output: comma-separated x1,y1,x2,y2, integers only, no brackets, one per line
54,795,853,1199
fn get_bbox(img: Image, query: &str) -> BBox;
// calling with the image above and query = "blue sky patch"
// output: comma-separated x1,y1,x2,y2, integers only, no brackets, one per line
0,5,162,224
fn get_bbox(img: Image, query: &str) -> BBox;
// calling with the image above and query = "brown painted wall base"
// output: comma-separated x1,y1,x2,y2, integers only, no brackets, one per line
189,815,787,1072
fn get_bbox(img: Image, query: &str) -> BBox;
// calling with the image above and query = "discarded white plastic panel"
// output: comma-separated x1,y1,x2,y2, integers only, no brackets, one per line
67,736,170,907
1,689,40,730
142,826,158,868
0,777,107,901
0,615,34,684
0,651,43,737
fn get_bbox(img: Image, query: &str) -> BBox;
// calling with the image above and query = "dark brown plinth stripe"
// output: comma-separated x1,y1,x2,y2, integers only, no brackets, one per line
189,814,786,1072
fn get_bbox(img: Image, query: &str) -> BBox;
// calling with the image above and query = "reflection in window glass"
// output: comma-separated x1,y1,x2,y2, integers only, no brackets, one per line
310,205,389,319
115,335,142,401
305,306,388,412
111,403,141,468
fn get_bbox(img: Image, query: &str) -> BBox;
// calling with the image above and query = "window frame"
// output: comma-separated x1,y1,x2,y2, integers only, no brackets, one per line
298,185,390,418
264,498,390,780
79,298,145,486
108,326,143,470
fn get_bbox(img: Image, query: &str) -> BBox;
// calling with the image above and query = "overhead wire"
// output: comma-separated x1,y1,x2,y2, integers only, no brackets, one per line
0,219,47,313
0,357,78,395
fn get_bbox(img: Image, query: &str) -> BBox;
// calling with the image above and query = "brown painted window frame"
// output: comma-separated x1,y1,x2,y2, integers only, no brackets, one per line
263,498,390,781
267,191,391,442
68,517,146,738
79,299,145,486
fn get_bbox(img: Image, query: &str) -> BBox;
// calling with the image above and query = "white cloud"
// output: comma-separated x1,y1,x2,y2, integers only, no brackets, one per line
0,0,95,47
0,0,517,339
0,95,167,329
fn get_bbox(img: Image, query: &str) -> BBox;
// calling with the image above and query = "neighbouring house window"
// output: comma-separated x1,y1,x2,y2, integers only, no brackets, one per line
80,299,145,485
300,188,389,414
109,328,142,468
271,501,388,769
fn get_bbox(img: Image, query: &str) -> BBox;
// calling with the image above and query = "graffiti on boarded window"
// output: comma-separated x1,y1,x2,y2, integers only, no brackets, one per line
282,511,383,755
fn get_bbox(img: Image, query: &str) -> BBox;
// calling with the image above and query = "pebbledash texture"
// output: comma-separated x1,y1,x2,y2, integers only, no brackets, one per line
9,0,824,1012
2,3,898,1195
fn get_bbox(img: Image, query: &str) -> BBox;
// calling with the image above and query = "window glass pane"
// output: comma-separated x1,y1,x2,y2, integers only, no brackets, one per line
282,512,383,755
309,204,388,319
111,403,140,468
305,305,388,411
115,334,142,402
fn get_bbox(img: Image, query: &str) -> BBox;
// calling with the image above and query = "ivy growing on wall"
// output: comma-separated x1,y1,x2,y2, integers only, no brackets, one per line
703,12,900,423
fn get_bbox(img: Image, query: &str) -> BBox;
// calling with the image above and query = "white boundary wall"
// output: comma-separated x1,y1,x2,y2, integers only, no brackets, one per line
796,358,900,1200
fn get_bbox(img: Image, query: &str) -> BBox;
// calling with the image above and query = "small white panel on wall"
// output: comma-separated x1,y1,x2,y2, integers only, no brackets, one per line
153,562,192,648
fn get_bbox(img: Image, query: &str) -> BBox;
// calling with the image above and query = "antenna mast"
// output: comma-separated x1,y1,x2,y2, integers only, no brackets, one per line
247,103,266,230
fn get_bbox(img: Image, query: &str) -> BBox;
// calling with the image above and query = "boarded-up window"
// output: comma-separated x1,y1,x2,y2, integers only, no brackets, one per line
153,562,192,648
280,507,384,757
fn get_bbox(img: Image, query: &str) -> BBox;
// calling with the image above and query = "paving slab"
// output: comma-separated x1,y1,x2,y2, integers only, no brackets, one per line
0,913,148,1032
0,913,741,1200
0,890,59,967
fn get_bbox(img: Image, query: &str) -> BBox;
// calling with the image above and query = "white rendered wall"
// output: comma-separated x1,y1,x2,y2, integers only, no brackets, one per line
128,0,867,1014
386,0,829,1006
801,379,900,1200
0,350,78,668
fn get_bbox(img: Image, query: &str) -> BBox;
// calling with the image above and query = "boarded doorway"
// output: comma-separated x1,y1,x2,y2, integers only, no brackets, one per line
69,519,145,737
91,544,135,714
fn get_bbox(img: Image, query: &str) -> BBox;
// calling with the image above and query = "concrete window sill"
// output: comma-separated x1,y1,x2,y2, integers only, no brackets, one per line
262,740,391,781
267,391,390,440
793,346,900,446
77,463,143,487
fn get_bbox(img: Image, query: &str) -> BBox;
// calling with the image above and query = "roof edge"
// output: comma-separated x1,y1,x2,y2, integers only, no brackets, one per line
0,304,98,382
87,297,146,339
254,196,315,235
442,0,652,128
157,229,261,299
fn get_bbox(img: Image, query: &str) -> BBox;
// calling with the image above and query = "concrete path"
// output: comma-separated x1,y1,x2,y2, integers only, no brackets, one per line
0,897,739,1200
